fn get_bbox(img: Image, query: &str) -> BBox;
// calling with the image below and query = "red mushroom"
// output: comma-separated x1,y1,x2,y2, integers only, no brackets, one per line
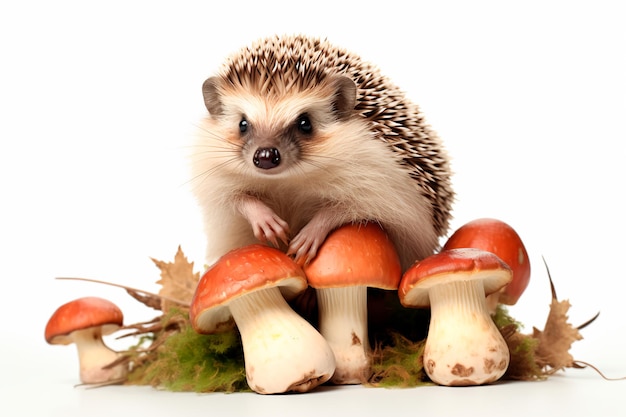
190,244,335,394
45,296,127,384
399,248,512,386
443,218,531,311
303,222,402,384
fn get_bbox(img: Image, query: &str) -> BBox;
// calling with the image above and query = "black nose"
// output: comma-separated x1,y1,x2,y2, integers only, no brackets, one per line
253,147,281,169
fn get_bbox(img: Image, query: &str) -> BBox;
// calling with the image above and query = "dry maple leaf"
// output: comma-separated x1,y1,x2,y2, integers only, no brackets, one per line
532,298,582,373
499,257,601,380
152,246,200,312
531,259,587,374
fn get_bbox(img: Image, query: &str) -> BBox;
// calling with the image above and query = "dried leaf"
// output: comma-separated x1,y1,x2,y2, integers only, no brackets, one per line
496,258,597,380
525,258,590,375
152,246,200,312
532,297,582,373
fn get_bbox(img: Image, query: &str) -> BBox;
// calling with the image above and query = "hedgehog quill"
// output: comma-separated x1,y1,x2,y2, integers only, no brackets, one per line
189,35,454,270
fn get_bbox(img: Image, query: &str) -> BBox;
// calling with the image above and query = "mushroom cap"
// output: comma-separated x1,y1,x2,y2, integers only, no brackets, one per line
443,218,530,305
190,244,308,334
399,248,512,308
303,222,402,290
45,296,124,345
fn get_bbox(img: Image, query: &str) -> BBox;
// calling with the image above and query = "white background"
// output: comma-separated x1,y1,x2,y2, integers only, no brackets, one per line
1,1,625,416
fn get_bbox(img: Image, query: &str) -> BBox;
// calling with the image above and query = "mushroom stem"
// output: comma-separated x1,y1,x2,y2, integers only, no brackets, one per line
229,287,336,394
71,328,127,384
424,279,510,386
315,286,370,384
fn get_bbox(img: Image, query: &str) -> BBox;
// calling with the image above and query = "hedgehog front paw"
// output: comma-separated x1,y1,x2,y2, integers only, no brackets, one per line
237,195,290,247
250,212,290,248
288,206,345,264
287,231,325,266
288,217,336,265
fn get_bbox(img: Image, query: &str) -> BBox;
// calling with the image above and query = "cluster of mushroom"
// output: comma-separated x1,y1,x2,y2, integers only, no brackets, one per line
44,217,530,393
189,217,530,392
189,222,401,393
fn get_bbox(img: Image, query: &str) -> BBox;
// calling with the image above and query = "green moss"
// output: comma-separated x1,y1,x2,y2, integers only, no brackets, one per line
492,304,524,330
368,332,431,388
122,303,546,392
126,313,249,393
369,304,546,386
493,305,544,380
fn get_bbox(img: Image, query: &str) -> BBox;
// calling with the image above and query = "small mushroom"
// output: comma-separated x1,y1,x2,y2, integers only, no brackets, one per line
303,222,402,384
443,218,531,311
45,296,127,384
189,244,335,394
398,248,512,386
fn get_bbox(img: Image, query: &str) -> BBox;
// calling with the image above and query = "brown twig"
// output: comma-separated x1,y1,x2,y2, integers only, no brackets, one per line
55,277,190,308
577,311,600,330
572,361,626,381
541,255,557,300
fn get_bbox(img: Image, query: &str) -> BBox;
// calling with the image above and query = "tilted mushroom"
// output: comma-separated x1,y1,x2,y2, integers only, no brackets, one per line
303,222,402,384
443,218,531,312
45,296,128,384
398,248,512,386
189,244,335,394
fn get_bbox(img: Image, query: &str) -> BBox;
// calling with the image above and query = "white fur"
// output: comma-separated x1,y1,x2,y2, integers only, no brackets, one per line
189,90,438,271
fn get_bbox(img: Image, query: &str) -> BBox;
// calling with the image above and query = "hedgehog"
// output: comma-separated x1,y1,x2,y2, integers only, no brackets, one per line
189,34,454,271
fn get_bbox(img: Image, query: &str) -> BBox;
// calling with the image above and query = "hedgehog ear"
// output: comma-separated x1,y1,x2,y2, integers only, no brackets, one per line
329,75,357,119
202,77,224,116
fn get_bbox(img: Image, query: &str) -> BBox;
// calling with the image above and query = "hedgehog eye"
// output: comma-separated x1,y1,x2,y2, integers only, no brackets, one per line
239,118,249,134
297,114,313,134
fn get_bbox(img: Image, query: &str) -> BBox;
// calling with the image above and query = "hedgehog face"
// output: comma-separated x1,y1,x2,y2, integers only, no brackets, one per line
191,35,454,269
201,75,358,179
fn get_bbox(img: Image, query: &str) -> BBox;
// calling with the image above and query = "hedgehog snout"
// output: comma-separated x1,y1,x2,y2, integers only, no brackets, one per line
253,147,281,169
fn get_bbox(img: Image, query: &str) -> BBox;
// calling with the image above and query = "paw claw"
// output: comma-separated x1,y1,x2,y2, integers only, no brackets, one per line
238,196,290,248
289,234,322,266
